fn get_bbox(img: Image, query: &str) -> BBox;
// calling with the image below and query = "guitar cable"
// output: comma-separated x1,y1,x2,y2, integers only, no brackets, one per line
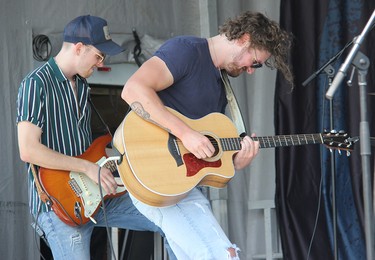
97,166,118,260
32,204,48,260
32,34,52,62
306,162,324,260
306,75,329,260
46,195,82,226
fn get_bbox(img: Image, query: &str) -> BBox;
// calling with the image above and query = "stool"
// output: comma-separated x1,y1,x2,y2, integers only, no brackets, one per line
249,200,283,260
110,229,168,259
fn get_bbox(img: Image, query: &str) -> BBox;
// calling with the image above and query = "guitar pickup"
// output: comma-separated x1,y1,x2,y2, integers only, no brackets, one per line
69,179,82,197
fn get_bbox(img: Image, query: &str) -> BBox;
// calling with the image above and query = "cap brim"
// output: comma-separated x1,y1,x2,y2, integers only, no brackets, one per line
94,40,125,56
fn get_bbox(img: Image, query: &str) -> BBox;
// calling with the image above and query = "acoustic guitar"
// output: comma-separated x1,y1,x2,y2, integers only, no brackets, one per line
113,108,355,207
39,134,127,226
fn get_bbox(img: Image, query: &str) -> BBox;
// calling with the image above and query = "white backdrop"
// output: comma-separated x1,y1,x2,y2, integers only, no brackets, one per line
0,0,280,259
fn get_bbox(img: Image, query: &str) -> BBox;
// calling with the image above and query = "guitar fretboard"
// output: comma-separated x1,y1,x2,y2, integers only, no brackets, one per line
220,134,323,151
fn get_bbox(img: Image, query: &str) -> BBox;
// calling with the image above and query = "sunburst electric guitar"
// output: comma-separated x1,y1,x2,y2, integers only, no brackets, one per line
113,108,356,207
39,134,127,226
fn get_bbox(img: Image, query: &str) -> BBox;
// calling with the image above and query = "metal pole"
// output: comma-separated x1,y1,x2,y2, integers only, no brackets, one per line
355,52,374,260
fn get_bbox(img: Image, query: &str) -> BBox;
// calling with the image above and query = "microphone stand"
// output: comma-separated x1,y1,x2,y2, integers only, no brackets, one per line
325,9,375,99
302,42,353,87
324,64,338,260
353,51,374,260
325,9,375,260
305,64,339,260
303,47,352,260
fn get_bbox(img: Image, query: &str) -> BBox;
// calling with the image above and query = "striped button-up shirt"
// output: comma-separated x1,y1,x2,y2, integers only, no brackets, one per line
16,58,92,215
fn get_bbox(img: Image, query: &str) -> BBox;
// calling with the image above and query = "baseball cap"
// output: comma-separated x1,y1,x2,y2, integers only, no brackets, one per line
63,15,124,56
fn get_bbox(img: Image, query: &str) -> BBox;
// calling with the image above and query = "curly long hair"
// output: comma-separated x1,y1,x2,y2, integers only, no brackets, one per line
219,11,293,84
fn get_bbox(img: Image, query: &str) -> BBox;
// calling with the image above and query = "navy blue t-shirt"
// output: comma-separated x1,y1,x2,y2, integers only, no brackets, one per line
155,36,227,119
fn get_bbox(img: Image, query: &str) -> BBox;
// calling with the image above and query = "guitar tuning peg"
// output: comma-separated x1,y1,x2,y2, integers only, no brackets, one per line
346,151,351,157
329,148,333,153
330,129,337,134
338,150,342,155
338,130,347,136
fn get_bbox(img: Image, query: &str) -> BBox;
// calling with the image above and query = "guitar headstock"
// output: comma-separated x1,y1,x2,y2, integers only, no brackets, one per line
322,130,358,155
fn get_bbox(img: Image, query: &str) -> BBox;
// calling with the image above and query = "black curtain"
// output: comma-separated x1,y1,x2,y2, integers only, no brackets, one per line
275,0,375,259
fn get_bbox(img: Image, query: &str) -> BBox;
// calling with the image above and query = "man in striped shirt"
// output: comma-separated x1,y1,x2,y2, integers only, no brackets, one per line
16,15,173,260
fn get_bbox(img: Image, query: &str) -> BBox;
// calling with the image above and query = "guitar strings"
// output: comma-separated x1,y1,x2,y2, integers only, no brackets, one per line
174,136,246,152
174,138,221,149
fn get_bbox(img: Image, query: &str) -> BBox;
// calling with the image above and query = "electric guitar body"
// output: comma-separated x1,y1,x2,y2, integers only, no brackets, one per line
39,134,126,226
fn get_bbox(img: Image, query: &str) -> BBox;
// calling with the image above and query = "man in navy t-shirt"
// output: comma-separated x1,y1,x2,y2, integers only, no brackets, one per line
121,11,293,259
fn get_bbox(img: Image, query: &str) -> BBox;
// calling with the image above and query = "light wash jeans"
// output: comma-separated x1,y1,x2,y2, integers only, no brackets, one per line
37,192,176,260
130,187,240,260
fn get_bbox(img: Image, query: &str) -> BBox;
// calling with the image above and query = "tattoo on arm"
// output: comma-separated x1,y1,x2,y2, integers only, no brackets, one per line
130,102,172,133
131,102,150,119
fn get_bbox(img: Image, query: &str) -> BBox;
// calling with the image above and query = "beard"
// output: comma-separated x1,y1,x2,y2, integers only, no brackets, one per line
226,64,246,77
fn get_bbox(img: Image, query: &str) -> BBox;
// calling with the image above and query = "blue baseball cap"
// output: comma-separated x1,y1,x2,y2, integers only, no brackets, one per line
63,15,124,56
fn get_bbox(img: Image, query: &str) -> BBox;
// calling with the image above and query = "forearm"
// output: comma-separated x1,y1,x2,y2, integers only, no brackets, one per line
21,140,94,173
121,56,215,159
18,122,117,194
122,78,193,140
17,121,95,174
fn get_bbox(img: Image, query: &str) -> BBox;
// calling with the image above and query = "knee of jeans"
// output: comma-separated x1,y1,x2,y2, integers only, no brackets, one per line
70,232,83,248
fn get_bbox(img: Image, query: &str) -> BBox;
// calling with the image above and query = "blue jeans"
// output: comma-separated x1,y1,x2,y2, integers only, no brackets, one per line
37,192,176,260
130,188,240,260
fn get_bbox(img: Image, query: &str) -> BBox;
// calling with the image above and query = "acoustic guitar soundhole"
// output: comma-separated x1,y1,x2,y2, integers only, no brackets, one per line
205,135,220,157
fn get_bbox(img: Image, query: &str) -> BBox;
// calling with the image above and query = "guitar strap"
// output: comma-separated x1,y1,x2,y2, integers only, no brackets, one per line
88,93,112,136
220,70,248,136
30,163,52,205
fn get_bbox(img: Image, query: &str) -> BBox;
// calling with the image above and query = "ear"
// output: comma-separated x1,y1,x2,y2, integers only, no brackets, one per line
238,33,251,46
74,42,85,55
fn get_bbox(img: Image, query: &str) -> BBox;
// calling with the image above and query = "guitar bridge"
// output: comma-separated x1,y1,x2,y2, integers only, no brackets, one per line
168,133,183,166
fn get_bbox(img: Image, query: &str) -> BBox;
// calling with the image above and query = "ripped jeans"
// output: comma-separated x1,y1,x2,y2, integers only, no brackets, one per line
130,187,240,260
37,192,176,260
